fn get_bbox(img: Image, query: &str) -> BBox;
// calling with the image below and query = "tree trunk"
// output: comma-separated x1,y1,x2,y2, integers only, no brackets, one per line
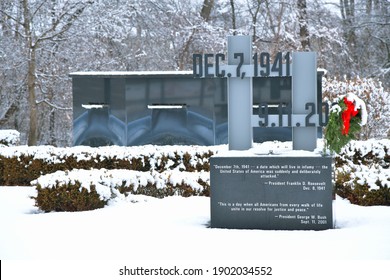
49,108,55,146
27,47,38,146
21,0,38,146
297,0,310,50
230,0,237,35
340,0,358,63
200,0,214,22
248,0,261,43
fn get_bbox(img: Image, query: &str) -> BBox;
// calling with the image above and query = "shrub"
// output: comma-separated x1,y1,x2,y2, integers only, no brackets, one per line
31,169,210,212
334,140,390,206
334,173,390,206
0,130,20,147
3,141,390,207
0,146,214,186
34,182,107,212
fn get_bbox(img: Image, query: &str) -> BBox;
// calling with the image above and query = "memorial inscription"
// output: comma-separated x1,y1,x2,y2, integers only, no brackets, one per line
196,35,333,230
193,35,320,151
210,157,333,230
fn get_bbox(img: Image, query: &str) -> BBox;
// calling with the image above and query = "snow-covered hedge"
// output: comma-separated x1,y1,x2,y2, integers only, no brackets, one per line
1,140,389,210
335,139,390,206
0,145,214,186
32,169,210,212
0,130,20,147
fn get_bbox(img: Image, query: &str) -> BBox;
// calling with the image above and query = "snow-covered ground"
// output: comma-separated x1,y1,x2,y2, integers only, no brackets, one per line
1,186,389,261
1,140,389,279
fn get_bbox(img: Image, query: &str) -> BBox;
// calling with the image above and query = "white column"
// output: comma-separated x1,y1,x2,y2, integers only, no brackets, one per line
227,36,253,150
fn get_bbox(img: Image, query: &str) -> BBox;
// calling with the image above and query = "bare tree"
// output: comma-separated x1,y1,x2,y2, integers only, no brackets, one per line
0,0,93,145
340,0,358,66
1,0,388,146
246,0,264,43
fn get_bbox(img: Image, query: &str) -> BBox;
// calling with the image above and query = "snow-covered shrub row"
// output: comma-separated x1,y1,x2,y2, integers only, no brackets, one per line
335,139,390,205
0,145,215,186
1,140,389,207
0,130,20,147
31,169,210,212
322,76,390,139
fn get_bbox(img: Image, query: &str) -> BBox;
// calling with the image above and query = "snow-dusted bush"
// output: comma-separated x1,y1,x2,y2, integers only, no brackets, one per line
2,141,389,209
323,77,390,139
34,182,106,212
32,169,210,212
0,145,214,186
0,130,20,146
335,139,390,206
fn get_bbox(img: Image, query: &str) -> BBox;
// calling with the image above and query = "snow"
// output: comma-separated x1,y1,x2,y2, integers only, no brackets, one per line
345,92,368,125
0,187,390,261
31,168,209,200
0,129,20,146
330,104,342,114
0,143,216,163
1,140,389,262
69,70,193,77
337,139,390,190
221,141,326,157
81,104,109,109
0,139,388,280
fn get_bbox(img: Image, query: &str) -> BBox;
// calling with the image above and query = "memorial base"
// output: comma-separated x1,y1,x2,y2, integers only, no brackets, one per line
210,156,333,230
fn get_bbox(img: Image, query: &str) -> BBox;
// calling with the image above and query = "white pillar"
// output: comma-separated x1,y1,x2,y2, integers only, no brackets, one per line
292,52,317,151
227,36,253,150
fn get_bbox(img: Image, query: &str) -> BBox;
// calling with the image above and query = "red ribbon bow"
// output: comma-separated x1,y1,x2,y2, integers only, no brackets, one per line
341,97,359,135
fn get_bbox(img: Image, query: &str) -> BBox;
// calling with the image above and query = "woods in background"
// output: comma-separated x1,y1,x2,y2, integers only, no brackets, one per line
0,0,389,146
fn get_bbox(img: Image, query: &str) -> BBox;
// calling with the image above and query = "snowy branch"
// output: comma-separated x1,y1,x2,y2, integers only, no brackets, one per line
36,99,72,110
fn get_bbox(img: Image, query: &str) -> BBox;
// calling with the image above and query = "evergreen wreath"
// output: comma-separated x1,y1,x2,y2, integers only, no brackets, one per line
324,93,367,154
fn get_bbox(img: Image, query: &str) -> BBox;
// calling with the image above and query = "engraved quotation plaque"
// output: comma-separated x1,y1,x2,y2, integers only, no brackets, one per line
210,156,333,230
